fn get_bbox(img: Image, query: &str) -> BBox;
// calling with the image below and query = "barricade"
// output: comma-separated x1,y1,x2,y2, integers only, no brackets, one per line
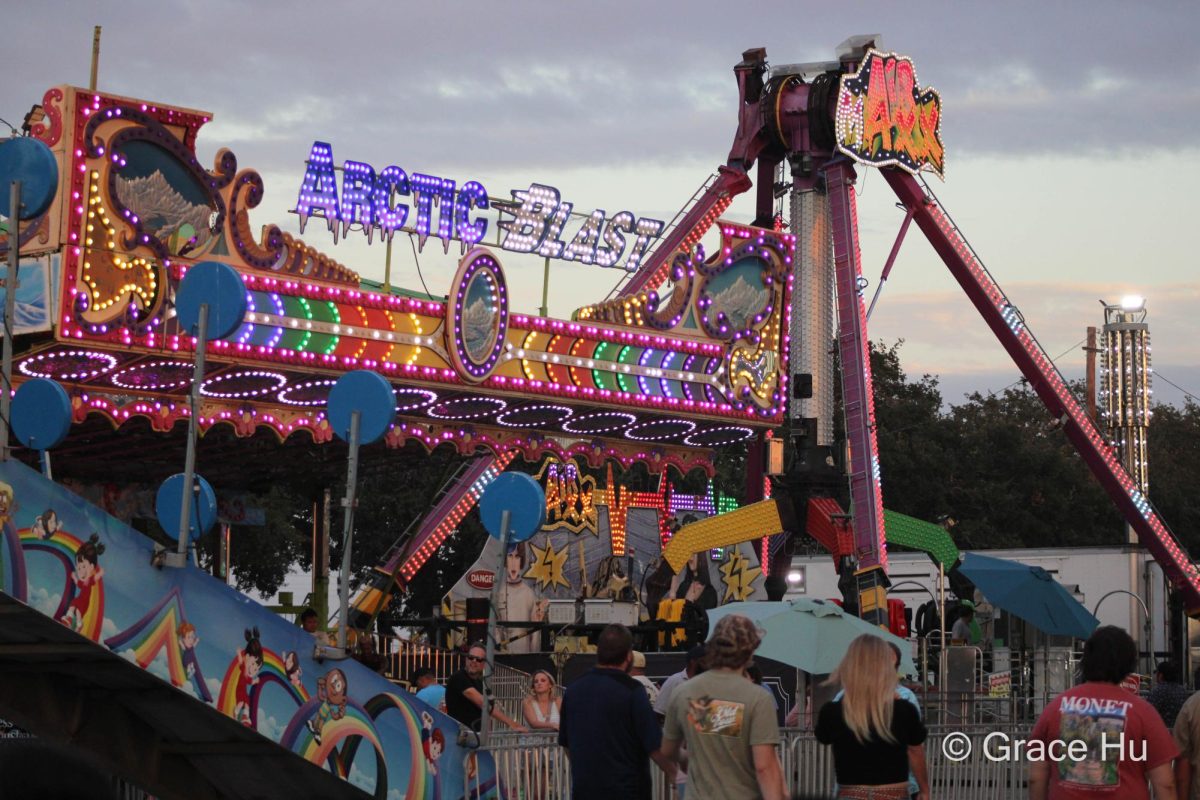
466,726,1033,800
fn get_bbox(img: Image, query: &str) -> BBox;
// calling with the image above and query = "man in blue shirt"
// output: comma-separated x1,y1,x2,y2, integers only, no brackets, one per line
559,624,676,800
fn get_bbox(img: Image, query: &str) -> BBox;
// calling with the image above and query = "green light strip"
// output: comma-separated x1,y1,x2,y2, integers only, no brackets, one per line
324,301,340,355
615,345,634,394
297,297,314,351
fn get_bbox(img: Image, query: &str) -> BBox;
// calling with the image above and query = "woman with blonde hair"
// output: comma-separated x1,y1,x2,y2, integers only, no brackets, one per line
816,635,929,800
522,669,562,731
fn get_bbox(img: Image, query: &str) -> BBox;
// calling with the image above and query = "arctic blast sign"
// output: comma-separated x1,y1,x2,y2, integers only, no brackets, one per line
292,143,663,271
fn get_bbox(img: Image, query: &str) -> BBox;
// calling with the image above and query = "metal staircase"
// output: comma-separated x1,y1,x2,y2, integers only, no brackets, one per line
604,172,720,301
347,452,515,628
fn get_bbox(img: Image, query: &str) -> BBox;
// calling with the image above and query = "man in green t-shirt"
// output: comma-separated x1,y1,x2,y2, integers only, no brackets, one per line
661,614,785,800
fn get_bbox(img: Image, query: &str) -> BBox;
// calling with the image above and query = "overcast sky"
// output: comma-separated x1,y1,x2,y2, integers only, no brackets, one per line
5,1,1199,407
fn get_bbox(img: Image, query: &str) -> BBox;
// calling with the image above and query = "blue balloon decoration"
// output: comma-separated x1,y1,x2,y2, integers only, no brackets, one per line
11,378,72,450
156,473,217,543
0,137,59,220
327,370,395,445
479,472,546,543
175,261,248,341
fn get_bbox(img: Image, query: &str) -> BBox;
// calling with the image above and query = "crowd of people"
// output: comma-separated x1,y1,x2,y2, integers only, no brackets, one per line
406,618,1200,800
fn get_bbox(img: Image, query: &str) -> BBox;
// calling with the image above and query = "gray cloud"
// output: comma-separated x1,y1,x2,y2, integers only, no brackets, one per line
5,2,1198,173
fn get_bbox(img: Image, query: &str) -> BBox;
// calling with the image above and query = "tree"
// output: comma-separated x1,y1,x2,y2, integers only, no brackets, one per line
942,383,1122,550
1147,400,1200,558
870,340,954,524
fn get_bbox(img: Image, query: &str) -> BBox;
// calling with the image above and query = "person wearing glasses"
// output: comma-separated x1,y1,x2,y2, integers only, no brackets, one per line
445,642,528,732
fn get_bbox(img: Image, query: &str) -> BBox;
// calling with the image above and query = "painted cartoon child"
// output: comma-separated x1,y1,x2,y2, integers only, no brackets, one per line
32,509,62,540
421,711,445,776
425,728,445,776
284,650,305,692
179,621,201,678
176,621,214,703
61,534,104,633
306,668,348,744
233,627,264,726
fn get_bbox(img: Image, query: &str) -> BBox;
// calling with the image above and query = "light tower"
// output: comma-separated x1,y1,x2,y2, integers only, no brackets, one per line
1100,296,1152,492
1100,295,1155,673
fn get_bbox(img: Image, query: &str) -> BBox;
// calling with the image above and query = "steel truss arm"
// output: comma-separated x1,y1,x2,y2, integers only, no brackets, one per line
883,168,1200,613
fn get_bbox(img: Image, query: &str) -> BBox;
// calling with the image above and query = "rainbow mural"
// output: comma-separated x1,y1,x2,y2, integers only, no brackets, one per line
357,692,445,800
281,694,386,780
20,527,105,641
217,645,309,726
0,416,495,798
104,587,212,702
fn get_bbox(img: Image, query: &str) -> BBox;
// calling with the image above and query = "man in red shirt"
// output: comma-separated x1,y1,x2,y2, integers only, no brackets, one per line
1029,626,1178,799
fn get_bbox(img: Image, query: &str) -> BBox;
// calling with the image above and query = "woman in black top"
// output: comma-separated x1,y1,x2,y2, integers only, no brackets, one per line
815,635,928,800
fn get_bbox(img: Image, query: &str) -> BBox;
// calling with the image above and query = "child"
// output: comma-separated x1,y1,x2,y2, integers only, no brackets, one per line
61,534,104,633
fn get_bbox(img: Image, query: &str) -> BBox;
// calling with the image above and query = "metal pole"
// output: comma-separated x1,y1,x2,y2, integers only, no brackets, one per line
938,560,946,719
220,522,231,584
89,26,102,91
383,186,395,292
539,256,550,317
337,410,362,651
40,450,51,479
175,304,207,561
865,206,914,322
317,487,331,625
1085,326,1098,422
2,180,21,461
481,508,511,748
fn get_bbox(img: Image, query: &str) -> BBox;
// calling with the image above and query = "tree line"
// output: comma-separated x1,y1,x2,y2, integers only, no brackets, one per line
197,340,1200,624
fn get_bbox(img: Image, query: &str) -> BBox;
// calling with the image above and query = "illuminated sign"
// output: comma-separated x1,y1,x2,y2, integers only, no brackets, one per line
834,50,944,178
293,143,664,271
535,457,599,534
497,184,664,272
294,141,489,250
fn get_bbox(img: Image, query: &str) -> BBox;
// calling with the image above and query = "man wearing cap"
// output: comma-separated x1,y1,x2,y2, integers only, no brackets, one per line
661,615,785,800
630,651,660,707
950,601,977,645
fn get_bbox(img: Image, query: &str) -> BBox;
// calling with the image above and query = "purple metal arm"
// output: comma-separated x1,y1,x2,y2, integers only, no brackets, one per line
884,168,1200,612
825,161,889,572
620,50,775,298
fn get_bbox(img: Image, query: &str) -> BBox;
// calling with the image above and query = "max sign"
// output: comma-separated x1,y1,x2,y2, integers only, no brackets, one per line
834,50,944,178
293,143,664,272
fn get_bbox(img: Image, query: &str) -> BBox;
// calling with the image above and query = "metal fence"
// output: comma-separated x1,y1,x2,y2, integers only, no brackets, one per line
376,635,533,722
467,726,1032,800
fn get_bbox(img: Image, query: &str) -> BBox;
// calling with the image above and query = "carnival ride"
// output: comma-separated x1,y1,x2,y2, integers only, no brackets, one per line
1,36,1197,800
0,60,794,797
363,38,1200,629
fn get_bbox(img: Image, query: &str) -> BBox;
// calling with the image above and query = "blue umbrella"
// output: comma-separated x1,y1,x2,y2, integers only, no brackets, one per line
708,599,916,676
955,552,1099,639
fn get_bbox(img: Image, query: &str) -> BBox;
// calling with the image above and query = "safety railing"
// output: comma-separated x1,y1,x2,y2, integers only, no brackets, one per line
374,635,533,722
466,726,1032,800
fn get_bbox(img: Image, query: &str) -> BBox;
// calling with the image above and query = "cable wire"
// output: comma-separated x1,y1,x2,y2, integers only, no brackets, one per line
407,235,435,301
1154,372,1200,406
988,337,1087,398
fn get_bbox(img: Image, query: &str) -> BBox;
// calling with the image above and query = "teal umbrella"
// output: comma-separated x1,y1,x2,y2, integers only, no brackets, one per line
954,552,1099,640
707,598,916,676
